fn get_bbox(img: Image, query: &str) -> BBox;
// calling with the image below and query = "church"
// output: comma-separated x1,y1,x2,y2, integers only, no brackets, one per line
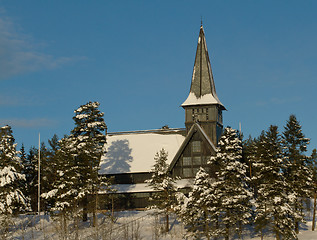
98,24,226,209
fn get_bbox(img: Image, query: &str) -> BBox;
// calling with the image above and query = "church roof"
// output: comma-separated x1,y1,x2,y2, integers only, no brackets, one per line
182,25,225,110
99,128,186,174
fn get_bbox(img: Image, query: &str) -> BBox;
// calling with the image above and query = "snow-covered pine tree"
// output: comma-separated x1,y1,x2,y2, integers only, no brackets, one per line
174,167,219,240
146,148,177,233
25,140,57,212
41,135,61,212
309,149,317,231
0,126,28,236
70,101,107,225
39,142,55,212
243,135,258,181
26,146,38,212
253,125,297,240
42,135,80,238
209,127,252,240
19,144,28,203
283,114,311,233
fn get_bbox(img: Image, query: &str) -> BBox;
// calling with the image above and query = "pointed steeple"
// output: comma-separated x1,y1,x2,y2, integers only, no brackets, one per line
182,25,225,110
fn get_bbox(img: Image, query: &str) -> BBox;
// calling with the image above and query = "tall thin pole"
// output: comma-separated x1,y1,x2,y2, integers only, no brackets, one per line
239,122,242,134
38,133,41,216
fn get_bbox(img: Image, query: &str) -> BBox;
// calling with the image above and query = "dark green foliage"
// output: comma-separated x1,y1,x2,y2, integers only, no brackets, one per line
252,125,297,240
42,102,110,226
310,149,317,187
146,148,177,232
175,167,219,240
283,115,311,233
19,144,28,200
209,127,252,240
25,146,38,212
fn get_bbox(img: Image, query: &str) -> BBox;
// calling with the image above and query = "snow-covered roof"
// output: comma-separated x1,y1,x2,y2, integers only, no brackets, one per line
99,129,185,174
182,92,220,106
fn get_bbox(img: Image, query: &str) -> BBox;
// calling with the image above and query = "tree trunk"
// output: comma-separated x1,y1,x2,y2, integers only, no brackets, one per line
249,160,252,178
295,220,299,234
165,213,169,232
214,219,219,240
111,194,115,222
75,215,79,240
93,192,98,228
83,195,88,222
204,211,210,240
225,224,229,240
63,213,67,240
313,190,317,231
294,198,299,234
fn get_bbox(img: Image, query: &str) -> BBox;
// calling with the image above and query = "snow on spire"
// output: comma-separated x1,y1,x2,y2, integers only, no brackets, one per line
182,25,225,109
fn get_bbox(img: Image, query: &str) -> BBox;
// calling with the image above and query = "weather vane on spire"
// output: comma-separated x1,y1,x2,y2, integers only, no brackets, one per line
201,16,203,26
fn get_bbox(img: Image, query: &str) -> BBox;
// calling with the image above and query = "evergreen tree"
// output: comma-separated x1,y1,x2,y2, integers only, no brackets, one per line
19,144,28,201
26,146,38,212
0,126,28,236
43,135,81,238
283,114,311,233
209,127,252,240
146,148,177,232
27,141,55,212
40,135,60,212
242,135,257,180
70,101,107,225
253,125,297,240
174,167,219,240
309,149,317,231
39,142,54,211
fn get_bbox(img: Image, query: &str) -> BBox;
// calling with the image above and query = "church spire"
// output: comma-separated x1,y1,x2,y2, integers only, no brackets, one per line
182,25,225,110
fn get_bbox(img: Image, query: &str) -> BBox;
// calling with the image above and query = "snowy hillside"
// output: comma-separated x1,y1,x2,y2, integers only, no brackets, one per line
8,210,317,240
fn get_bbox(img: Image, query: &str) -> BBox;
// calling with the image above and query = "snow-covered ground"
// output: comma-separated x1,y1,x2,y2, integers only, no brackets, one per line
8,210,317,239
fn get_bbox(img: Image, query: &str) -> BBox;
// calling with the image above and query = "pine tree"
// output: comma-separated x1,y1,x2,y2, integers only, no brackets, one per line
19,144,28,202
70,101,107,225
0,126,28,236
243,135,257,180
174,167,219,240
42,135,80,238
41,135,60,212
146,148,177,232
209,127,252,240
253,125,297,240
309,149,317,231
39,142,54,212
26,146,38,212
283,114,311,233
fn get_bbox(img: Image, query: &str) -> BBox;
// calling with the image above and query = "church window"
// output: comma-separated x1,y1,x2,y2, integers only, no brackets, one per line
183,168,192,178
192,141,201,153
132,192,150,198
218,109,223,123
193,168,200,176
183,157,191,166
193,156,201,165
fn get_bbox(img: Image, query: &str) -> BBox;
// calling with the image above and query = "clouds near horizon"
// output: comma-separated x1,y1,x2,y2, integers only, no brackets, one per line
0,118,57,128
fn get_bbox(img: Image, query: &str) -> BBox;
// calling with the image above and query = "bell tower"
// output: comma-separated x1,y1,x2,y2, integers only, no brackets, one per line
182,25,226,145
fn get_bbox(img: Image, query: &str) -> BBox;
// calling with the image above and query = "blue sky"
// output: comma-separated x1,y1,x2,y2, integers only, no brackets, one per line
0,0,316,154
